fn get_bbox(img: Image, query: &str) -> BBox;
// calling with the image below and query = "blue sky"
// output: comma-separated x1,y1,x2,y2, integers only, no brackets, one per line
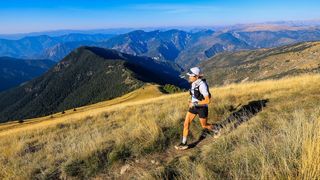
0,0,320,34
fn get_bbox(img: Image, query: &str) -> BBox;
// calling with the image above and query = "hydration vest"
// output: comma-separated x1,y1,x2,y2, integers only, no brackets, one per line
189,79,211,101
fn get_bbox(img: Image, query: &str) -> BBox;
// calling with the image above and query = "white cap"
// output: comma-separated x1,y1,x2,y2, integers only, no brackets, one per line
187,67,202,77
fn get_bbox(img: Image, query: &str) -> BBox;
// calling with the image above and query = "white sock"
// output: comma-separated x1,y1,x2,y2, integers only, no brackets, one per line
182,137,187,144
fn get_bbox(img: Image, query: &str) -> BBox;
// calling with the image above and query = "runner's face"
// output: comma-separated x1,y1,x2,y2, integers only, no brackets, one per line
188,75,197,83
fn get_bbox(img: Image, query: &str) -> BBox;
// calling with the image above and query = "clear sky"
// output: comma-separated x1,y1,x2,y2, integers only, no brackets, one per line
0,0,320,34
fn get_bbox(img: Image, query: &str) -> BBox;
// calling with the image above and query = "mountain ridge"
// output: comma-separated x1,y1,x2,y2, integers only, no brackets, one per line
0,46,187,122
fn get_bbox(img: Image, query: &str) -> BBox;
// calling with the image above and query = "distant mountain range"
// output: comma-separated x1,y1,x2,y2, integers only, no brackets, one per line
2,41,319,122
1,28,320,69
0,57,56,92
0,33,114,60
0,47,187,122
200,41,320,85
0,28,135,40
100,28,320,68
1,19,320,39
1,24,320,122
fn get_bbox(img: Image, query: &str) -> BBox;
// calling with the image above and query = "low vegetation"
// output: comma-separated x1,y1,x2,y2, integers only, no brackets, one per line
160,84,185,94
0,74,319,179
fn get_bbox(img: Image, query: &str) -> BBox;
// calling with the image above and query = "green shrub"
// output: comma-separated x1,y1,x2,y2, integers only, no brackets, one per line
161,84,184,94
108,144,131,164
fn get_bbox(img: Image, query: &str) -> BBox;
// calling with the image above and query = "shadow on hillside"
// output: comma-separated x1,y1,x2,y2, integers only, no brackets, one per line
188,99,269,149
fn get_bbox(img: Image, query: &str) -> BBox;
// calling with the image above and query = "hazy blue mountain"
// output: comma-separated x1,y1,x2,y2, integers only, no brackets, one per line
101,29,320,68
0,28,133,40
233,29,320,48
44,41,97,60
0,34,114,61
102,30,193,61
2,28,320,68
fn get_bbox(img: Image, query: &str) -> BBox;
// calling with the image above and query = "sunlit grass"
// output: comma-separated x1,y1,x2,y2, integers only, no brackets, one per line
0,74,320,179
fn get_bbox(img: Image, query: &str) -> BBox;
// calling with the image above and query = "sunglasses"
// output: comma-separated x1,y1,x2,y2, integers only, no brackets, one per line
188,74,197,77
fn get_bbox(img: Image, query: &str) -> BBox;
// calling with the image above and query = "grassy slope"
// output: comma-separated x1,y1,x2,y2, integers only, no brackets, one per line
0,84,163,136
0,75,320,179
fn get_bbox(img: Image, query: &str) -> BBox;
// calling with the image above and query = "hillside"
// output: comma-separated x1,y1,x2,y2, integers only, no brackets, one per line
0,75,319,179
0,57,56,91
0,47,187,123
201,41,320,85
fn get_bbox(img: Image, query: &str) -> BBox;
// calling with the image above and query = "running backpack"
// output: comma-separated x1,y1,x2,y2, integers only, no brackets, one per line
189,79,211,101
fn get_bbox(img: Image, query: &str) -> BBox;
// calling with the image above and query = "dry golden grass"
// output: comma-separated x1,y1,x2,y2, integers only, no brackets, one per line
0,84,164,137
299,116,320,179
0,74,320,179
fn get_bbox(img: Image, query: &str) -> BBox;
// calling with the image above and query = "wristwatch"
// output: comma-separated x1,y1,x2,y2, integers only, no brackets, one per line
193,102,198,106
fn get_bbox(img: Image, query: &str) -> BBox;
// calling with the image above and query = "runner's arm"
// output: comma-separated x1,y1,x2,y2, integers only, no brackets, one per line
198,82,210,105
197,96,210,105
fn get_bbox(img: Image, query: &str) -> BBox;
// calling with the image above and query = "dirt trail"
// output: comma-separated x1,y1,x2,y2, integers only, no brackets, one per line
111,134,219,179
115,99,270,178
